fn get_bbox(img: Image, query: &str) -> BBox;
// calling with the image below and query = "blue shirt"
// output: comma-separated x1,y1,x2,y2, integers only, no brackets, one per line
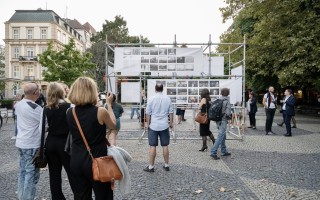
146,92,173,131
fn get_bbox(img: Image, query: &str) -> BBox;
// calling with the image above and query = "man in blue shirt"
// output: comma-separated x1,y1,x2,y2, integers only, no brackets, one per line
144,83,173,172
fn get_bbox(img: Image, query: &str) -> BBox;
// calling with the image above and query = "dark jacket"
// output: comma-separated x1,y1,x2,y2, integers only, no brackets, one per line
249,97,257,113
283,95,296,116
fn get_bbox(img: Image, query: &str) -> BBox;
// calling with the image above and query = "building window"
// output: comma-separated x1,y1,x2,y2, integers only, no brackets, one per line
13,29,19,39
27,29,33,39
41,29,47,39
13,66,20,78
26,47,34,57
27,66,34,76
57,30,61,42
12,82,20,96
13,47,20,58
62,34,66,44
40,47,47,53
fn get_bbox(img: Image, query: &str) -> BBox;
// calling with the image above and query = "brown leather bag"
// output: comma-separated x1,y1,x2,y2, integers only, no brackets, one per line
195,112,208,124
72,108,123,184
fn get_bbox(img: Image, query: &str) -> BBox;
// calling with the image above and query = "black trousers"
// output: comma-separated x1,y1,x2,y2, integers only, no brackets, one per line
283,111,292,135
46,135,77,200
249,112,256,127
265,108,276,133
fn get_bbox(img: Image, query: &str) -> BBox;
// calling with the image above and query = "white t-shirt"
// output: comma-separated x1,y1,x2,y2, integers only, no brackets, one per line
15,99,43,149
264,93,276,109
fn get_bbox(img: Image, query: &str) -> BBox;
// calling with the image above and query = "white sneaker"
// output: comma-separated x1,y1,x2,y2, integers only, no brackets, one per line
231,126,234,129
11,136,17,140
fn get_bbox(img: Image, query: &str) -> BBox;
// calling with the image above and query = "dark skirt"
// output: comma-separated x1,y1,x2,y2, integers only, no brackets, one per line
199,121,211,136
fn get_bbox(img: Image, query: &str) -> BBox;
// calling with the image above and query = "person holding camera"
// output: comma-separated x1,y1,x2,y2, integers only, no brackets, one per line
263,86,277,135
210,88,232,160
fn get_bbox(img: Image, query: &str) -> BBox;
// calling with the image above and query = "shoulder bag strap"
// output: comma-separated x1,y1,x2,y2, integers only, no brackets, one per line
72,108,95,160
39,108,46,157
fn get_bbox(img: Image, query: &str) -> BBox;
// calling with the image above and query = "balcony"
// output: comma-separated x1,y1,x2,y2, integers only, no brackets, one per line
18,56,38,62
24,76,35,81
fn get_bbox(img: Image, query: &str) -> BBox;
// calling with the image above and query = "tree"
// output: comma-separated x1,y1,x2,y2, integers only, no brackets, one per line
38,39,96,86
218,0,320,91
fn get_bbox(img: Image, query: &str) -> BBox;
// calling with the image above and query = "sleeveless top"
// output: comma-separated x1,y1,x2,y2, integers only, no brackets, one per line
46,102,70,136
200,98,210,113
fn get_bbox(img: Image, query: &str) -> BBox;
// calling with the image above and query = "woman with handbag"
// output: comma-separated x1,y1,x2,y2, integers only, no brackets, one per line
66,77,117,199
39,82,77,199
198,88,215,151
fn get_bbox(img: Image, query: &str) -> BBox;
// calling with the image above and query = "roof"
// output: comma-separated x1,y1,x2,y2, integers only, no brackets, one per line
66,19,84,29
8,10,60,23
83,22,97,34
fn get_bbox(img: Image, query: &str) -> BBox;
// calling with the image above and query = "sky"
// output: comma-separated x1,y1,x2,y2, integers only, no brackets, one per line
0,0,232,47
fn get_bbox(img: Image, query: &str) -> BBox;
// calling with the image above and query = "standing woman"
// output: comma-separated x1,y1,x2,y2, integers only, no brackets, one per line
247,92,257,129
66,77,116,199
40,82,76,199
198,88,215,151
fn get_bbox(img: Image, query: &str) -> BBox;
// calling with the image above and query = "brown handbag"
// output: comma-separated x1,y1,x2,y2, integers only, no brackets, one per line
72,108,123,184
195,112,208,124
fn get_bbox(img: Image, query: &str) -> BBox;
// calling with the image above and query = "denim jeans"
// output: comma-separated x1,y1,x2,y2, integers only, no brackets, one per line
18,148,40,200
130,108,140,119
210,120,228,156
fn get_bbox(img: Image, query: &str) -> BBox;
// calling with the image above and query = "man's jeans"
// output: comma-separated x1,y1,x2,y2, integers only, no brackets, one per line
265,108,276,132
18,148,40,200
130,108,140,119
210,120,228,156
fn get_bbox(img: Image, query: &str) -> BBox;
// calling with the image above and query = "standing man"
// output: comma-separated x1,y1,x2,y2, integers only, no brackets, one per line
15,82,43,200
282,89,296,137
263,86,277,135
247,92,257,129
143,83,174,172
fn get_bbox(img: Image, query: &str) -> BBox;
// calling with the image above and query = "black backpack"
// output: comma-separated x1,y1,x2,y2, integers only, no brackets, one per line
208,99,225,121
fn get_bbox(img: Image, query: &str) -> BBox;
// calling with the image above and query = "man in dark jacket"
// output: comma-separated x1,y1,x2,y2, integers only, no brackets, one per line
247,92,257,129
282,89,296,137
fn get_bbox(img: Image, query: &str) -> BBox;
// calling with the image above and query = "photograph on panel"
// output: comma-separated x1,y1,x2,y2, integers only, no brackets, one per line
159,57,167,63
167,81,176,87
167,64,176,71
141,48,150,55
170,96,176,103
188,96,199,103
210,81,219,87
177,96,187,103
156,80,166,86
168,48,176,55
150,64,158,71
185,56,194,63
141,56,149,63
159,48,167,55
176,64,184,71
188,81,198,87
159,65,167,71
188,89,198,95
167,88,177,95
150,56,158,63
199,81,209,87
177,56,185,63
185,64,194,71
132,48,140,55
141,64,150,71
124,48,132,55
210,89,219,95
178,88,187,95
177,81,187,87
168,56,176,63
150,48,159,55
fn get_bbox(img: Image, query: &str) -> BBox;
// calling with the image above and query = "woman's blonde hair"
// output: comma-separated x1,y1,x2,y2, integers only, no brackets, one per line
46,82,65,109
68,77,98,106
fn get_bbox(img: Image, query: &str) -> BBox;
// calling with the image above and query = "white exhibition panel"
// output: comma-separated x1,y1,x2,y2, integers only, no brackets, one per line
120,82,141,103
106,65,116,92
114,47,224,76
147,78,242,105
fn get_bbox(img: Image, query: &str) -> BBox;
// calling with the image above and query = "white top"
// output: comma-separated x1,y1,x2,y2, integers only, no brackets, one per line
146,92,174,131
264,93,276,109
282,96,289,110
15,99,43,149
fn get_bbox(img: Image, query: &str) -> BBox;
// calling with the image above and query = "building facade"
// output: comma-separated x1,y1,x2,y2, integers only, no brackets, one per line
3,9,95,98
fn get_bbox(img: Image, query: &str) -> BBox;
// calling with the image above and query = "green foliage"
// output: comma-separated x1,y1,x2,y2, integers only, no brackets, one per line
39,39,96,86
219,0,320,91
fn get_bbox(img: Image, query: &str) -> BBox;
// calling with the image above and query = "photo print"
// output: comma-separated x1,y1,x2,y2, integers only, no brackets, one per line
141,64,150,71
167,81,176,87
156,80,166,86
168,56,176,63
188,81,198,87
177,81,187,87
159,57,167,63
185,56,194,63
150,56,158,63
168,48,176,55
177,57,185,63
167,64,176,71
176,64,184,71
199,81,209,87
178,89,187,95
141,49,150,55
159,48,167,55
150,64,158,71
185,64,194,71
141,56,149,63
132,48,140,55
159,65,167,71
150,49,159,55
124,48,131,55
210,81,219,87
177,96,187,103
167,88,177,95
188,89,198,95
210,89,219,95
188,96,198,103
170,96,176,103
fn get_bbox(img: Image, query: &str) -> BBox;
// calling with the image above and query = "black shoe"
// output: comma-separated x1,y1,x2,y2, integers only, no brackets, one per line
143,166,154,172
270,131,277,135
266,132,269,135
252,127,256,129
210,155,220,160
277,123,283,127
182,119,186,121
247,126,253,128
222,152,231,156
284,134,292,137
163,166,170,171
199,145,208,152
292,126,297,128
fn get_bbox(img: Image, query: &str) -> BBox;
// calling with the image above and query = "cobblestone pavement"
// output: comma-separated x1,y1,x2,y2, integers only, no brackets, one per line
0,108,320,199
